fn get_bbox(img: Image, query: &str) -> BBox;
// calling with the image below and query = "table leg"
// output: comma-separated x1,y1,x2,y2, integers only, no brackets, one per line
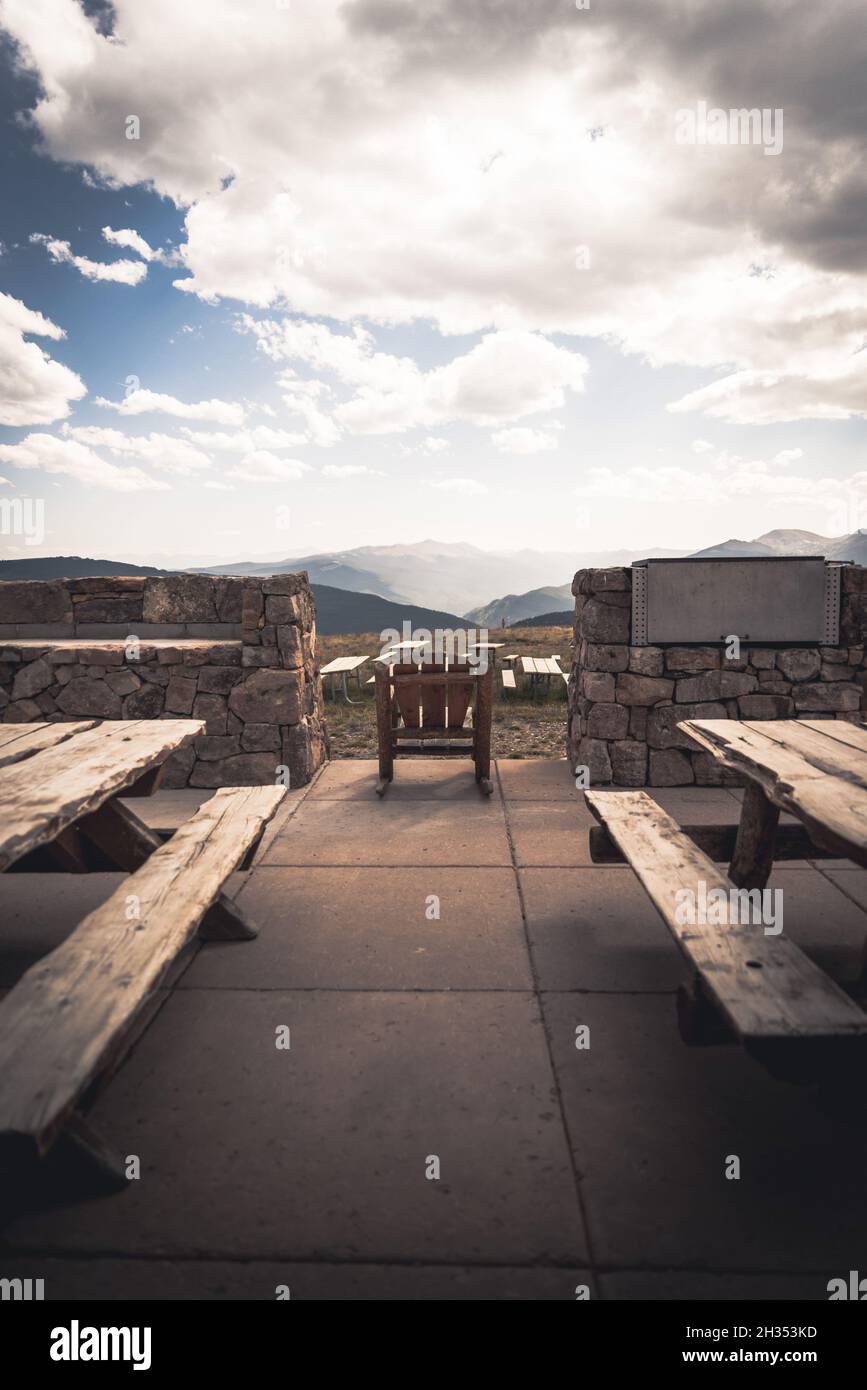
728,782,780,890
74,798,256,939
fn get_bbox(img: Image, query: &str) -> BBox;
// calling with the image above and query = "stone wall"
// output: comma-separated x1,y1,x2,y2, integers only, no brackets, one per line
567,565,867,786
0,573,329,788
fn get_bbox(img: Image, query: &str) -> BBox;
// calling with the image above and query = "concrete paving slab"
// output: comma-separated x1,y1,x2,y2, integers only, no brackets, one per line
4,990,587,1266
0,1256,593,1300
497,760,580,801
506,802,597,867
767,867,867,985
309,758,503,801
599,1270,837,1301
119,789,209,831
260,799,513,866
520,867,684,993
648,789,743,824
543,991,867,1271
0,873,125,988
180,866,532,990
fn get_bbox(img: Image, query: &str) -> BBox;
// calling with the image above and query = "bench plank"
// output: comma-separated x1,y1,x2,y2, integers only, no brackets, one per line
501,670,517,689
0,719,204,871
585,790,867,1047
0,722,98,769
0,785,286,1155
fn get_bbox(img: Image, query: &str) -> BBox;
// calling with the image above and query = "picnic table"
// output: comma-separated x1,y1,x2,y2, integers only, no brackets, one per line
320,654,369,703
0,720,285,1180
586,717,867,1082
519,655,566,695
466,641,506,670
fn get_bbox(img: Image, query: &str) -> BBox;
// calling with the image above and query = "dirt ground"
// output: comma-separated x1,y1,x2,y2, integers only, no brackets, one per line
317,625,573,760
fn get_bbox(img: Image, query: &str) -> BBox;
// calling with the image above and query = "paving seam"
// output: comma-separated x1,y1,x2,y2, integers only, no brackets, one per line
495,761,600,1282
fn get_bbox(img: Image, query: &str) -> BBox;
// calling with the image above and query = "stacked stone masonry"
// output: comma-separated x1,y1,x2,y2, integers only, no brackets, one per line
0,573,328,788
567,564,867,787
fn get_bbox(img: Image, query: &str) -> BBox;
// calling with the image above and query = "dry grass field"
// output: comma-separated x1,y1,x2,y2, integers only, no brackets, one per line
317,625,573,760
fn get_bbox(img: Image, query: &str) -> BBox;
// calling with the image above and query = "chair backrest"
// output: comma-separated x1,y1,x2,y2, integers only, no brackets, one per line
382,660,478,732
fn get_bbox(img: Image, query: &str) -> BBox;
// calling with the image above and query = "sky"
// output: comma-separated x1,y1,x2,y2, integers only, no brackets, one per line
0,0,866,568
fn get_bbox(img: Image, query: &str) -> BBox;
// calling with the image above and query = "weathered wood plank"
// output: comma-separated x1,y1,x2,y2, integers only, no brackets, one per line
0,722,98,770
0,719,204,871
682,719,867,867
0,785,286,1155
585,789,867,1049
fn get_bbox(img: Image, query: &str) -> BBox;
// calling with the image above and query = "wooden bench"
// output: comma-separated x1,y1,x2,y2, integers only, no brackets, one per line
586,789,867,1082
501,669,517,692
0,784,285,1180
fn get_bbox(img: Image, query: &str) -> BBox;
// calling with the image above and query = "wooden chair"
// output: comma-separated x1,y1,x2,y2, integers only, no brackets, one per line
374,661,493,796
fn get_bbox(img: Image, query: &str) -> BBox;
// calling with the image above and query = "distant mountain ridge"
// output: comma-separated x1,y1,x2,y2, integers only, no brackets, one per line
5,530,867,629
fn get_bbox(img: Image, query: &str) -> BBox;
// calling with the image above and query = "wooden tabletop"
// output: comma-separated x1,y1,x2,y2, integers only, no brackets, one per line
681,717,867,867
320,655,369,675
0,719,204,872
521,656,562,675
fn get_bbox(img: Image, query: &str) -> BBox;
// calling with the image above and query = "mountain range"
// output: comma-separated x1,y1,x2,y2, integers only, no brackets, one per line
4,529,867,630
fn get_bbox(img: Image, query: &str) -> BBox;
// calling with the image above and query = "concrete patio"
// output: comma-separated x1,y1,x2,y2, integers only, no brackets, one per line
2,758,867,1300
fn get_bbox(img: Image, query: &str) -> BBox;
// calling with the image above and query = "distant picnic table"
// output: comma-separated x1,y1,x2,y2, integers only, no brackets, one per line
320,654,369,703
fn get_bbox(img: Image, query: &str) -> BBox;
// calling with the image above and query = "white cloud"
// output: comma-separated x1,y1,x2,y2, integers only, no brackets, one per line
429,477,488,496
96,388,245,425
0,292,86,427
61,423,211,475
5,0,867,423
30,232,148,285
0,432,169,491
102,225,155,261
179,425,307,451
321,463,383,478
242,318,588,436
204,479,236,491
492,426,559,454
227,450,312,483
691,438,714,454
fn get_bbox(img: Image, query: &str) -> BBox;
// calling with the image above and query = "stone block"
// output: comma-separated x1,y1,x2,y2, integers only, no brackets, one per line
193,735,242,761
580,599,630,644
229,668,303,725
628,647,664,676
56,678,122,718
123,684,165,718
189,751,279,787
615,673,674,706
142,575,219,623
792,682,861,712
584,643,629,673
587,702,629,740
675,671,756,702
776,649,820,682
0,581,71,625
664,647,720,674
581,670,615,702
197,665,243,694
648,749,694,786
737,693,793,718
11,656,54,700
576,737,612,784
165,676,198,715
748,649,777,669
193,692,229,734
104,669,141,696
646,701,727,750
276,625,303,668
610,740,647,786
241,723,282,752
